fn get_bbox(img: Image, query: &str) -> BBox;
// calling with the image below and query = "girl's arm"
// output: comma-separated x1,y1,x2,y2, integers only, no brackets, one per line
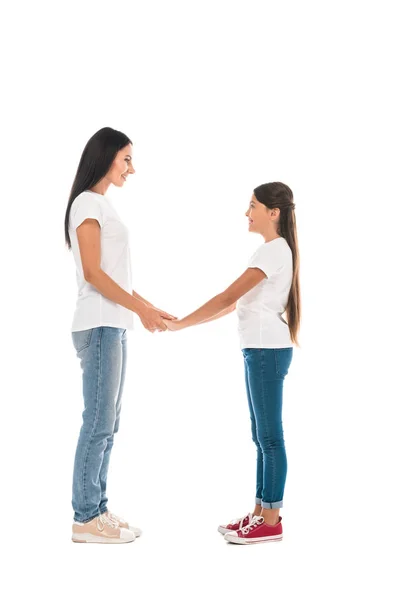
165,268,265,330
196,302,236,325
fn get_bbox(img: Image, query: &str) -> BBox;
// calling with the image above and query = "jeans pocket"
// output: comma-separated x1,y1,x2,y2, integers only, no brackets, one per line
274,348,293,377
72,329,93,354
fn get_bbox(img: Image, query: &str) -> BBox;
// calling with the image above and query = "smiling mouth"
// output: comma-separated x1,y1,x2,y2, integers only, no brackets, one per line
121,174,127,181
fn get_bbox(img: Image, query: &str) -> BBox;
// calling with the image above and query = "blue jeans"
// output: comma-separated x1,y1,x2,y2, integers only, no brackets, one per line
242,347,293,509
71,326,127,523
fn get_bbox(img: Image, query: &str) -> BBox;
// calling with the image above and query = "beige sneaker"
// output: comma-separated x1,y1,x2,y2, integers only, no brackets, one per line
72,513,135,544
105,511,142,538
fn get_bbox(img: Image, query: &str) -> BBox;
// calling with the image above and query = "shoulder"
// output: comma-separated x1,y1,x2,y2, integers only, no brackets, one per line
263,238,291,256
73,191,102,206
71,191,105,215
276,237,292,256
248,239,292,273
69,191,106,231
251,238,286,256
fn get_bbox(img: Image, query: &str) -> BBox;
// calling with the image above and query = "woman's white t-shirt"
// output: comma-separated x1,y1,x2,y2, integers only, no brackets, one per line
236,237,293,349
69,191,134,332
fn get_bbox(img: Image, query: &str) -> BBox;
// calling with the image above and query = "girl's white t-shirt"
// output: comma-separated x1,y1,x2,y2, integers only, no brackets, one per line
236,237,293,349
69,190,134,332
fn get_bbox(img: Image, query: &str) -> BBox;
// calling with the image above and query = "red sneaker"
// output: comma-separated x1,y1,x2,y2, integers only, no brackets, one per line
224,515,283,544
218,513,252,535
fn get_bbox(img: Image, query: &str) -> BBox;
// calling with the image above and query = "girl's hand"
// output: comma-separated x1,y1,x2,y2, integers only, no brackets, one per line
162,318,185,331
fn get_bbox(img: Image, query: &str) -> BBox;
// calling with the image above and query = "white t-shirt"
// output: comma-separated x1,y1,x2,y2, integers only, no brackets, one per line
236,237,293,349
69,190,134,332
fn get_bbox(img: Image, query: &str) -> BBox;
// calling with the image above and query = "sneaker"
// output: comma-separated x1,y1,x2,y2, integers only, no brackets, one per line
105,511,142,537
218,513,253,535
224,515,283,545
72,513,136,544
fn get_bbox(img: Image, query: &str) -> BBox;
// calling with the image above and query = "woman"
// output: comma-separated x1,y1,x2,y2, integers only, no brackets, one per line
163,182,300,545
65,127,175,544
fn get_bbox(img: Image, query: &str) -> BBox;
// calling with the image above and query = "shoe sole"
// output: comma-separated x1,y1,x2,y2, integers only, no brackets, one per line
72,533,135,544
129,528,142,537
224,534,283,545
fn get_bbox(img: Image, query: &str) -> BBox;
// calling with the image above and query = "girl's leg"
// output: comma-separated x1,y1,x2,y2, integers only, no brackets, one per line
71,327,125,523
99,329,127,514
243,352,262,517
243,348,293,525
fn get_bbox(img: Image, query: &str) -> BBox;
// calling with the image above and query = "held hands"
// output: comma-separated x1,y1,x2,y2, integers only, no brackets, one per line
153,307,177,321
162,318,185,332
139,305,178,333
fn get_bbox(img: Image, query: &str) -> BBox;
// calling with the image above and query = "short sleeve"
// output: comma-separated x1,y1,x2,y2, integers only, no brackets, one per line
70,194,104,230
248,243,285,278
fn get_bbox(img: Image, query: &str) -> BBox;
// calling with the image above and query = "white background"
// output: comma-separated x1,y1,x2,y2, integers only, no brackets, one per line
2,1,399,598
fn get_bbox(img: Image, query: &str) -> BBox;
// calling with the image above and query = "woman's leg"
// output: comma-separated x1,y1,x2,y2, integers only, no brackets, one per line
99,329,127,514
243,353,263,517
243,348,293,525
71,327,125,523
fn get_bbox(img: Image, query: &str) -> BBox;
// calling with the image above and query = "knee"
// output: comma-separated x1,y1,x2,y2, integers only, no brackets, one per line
92,410,117,440
250,422,260,448
258,433,285,452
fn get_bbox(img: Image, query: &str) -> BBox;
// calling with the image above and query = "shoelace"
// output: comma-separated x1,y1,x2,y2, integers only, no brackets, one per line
240,515,264,535
97,513,118,531
229,513,252,529
107,512,121,525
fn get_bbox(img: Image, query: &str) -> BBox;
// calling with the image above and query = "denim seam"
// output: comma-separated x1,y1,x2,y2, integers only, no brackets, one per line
99,329,125,507
246,354,263,500
76,328,93,354
81,327,103,520
274,349,280,376
260,350,277,505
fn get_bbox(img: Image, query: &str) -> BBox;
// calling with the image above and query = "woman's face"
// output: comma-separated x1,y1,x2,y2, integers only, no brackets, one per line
106,144,135,187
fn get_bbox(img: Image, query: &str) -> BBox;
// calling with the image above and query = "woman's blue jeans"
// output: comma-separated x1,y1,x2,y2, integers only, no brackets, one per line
242,347,293,509
71,326,127,523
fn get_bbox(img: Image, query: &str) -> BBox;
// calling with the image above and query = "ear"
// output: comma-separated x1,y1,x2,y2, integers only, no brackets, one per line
270,207,279,219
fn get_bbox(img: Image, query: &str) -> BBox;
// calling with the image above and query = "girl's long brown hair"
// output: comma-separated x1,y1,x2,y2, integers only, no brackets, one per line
253,182,301,346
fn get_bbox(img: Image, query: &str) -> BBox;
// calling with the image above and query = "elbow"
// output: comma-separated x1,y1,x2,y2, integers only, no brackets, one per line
220,293,235,309
83,268,100,283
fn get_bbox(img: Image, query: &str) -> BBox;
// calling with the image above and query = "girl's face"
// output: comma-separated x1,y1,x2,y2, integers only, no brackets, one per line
245,194,279,233
106,144,135,187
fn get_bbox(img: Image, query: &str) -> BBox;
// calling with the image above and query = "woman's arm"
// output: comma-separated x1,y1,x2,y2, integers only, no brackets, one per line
132,290,177,320
76,219,167,331
165,268,265,330
132,289,153,307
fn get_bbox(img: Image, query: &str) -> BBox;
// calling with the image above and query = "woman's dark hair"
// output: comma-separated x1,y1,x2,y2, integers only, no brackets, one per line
253,182,301,346
64,127,132,249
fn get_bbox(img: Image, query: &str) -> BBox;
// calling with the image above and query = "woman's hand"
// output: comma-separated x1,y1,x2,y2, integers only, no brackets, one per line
139,306,168,332
162,318,185,331
153,308,178,320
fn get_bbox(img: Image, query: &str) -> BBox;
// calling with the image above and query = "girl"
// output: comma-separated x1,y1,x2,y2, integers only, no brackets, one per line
163,182,300,545
65,127,175,544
